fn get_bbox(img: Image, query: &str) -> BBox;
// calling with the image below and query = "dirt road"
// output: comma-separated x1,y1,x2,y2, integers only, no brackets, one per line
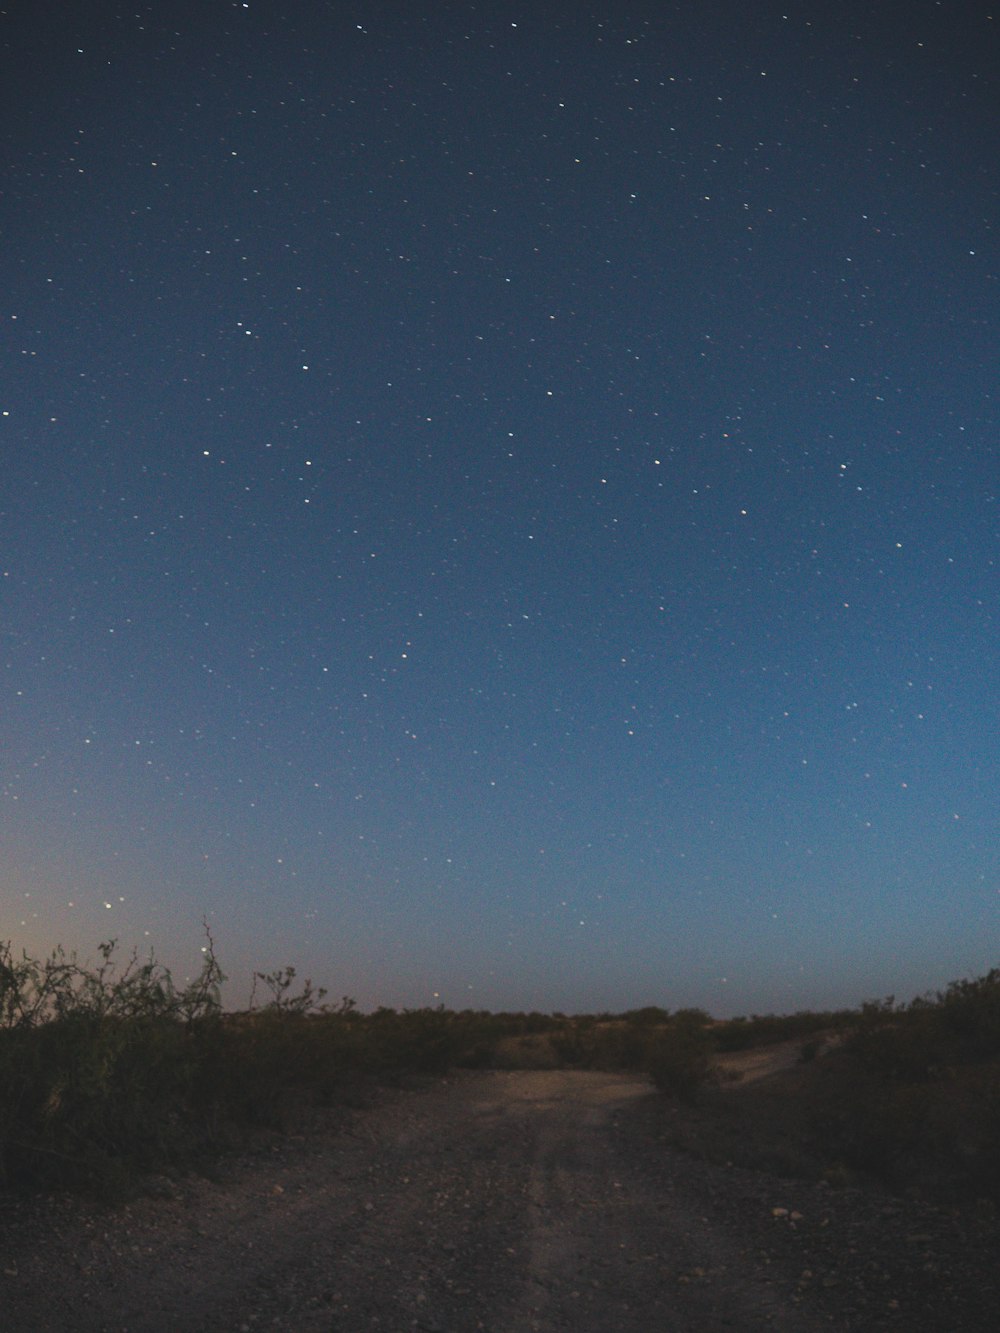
2,1069,996,1331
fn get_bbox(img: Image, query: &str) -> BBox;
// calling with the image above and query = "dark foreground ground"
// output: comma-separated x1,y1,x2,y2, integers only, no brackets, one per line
1,1068,997,1332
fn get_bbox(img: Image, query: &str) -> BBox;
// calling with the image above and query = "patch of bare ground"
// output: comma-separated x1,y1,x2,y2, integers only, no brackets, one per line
1,1067,997,1331
712,1036,832,1086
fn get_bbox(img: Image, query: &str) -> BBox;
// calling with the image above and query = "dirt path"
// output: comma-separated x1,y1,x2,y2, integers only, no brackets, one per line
2,1069,996,1331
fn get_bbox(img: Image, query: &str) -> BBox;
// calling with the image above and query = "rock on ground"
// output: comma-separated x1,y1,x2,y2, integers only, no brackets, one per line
1,1069,997,1331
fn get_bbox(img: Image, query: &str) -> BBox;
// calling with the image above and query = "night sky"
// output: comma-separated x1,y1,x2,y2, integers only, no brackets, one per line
3,2,998,1015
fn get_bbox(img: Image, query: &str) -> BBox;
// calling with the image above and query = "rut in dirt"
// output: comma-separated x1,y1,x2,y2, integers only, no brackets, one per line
4,1069,995,1331
458,1071,821,1332
202,1069,829,1332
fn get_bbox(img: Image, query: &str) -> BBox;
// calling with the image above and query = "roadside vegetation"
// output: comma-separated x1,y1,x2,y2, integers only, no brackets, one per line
0,934,556,1195
1,935,998,1207
657,972,1000,1210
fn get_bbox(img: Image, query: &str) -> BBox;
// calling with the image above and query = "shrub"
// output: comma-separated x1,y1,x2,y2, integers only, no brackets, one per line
0,936,226,1193
644,1021,712,1102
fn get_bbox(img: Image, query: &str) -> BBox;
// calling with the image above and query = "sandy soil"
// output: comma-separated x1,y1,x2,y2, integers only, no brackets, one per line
1,1068,996,1331
712,1037,832,1085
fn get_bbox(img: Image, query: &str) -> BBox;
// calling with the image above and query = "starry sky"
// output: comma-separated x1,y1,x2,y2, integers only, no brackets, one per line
3,1,997,1015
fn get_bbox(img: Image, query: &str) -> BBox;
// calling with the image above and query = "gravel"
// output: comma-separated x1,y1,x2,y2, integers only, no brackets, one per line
1,1069,997,1331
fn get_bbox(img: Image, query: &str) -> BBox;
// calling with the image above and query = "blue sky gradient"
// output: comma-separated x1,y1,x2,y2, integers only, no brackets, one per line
3,1,997,1013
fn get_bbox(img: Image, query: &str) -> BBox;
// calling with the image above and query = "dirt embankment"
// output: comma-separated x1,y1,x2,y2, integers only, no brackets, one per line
1,1069,997,1331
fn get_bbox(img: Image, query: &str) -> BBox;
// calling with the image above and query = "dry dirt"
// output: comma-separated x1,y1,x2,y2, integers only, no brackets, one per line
1,1068,997,1331
712,1037,825,1085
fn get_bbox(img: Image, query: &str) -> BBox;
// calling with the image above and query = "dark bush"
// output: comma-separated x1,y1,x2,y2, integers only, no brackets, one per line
644,1022,712,1102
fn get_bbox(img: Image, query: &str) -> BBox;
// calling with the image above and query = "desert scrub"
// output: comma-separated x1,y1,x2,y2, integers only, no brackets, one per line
0,937,371,1192
644,1012,713,1102
821,973,1000,1200
0,939,554,1195
0,937,225,1193
714,1009,852,1052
